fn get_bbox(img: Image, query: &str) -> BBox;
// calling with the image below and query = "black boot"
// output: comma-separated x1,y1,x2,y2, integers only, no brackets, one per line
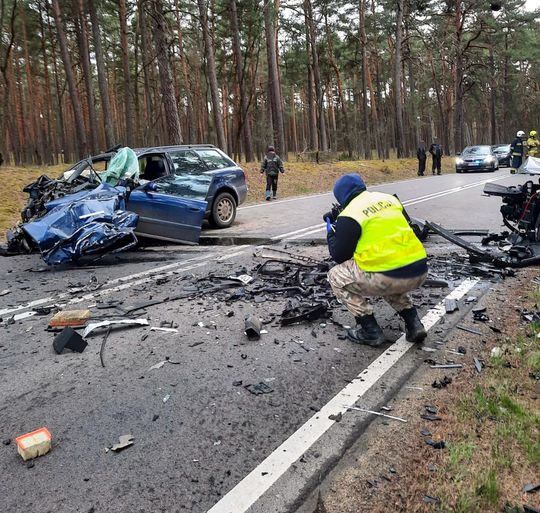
399,307,427,343
347,314,387,347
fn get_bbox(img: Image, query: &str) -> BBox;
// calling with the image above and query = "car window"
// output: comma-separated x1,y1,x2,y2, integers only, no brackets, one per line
169,150,207,174
195,149,234,170
462,146,490,156
152,173,213,200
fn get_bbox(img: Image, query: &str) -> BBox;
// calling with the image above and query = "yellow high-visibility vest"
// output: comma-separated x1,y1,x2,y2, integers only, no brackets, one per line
527,137,539,157
339,191,427,272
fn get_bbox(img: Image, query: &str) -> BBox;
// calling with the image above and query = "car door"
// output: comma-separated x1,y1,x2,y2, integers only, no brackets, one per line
128,173,212,244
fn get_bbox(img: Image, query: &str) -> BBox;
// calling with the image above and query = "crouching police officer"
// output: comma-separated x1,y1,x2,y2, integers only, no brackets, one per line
325,173,428,347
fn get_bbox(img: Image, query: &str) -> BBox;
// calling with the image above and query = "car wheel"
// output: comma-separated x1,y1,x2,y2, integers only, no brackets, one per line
456,169,461,173
211,192,236,228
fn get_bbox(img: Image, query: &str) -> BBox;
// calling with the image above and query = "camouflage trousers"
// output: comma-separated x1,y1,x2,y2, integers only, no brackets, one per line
327,259,427,317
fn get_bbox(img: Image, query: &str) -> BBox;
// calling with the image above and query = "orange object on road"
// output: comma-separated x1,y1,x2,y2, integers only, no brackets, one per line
15,427,52,461
49,309,91,328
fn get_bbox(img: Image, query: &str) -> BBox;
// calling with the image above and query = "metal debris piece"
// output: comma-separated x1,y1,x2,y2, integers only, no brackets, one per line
244,382,274,395
280,302,328,326
0,289,10,296
523,483,540,494
328,412,343,422
456,325,483,336
83,318,149,337
473,308,489,322
420,429,432,436
529,371,540,381
244,316,262,339
444,299,459,313
430,364,463,369
149,359,180,370
99,327,111,368
423,279,449,288
162,394,171,403
474,357,483,373
227,274,253,285
425,405,438,415
110,434,134,452
346,406,407,423
149,327,178,333
423,495,440,504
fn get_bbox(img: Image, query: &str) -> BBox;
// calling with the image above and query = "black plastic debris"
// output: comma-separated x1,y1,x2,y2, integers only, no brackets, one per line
244,382,274,395
425,405,438,415
524,505,540,513
473,307,489,322
244,316,262,340
523,483,540,494
529,371,540,381
280,302,328,326
432,376,452,389
420,429,432,436
423,495,440,504
458,346,467,354
425,439,446,449
456,325,483,336
328,412,342,422
232,380,243,387
53,327,88,354
421,414,442,422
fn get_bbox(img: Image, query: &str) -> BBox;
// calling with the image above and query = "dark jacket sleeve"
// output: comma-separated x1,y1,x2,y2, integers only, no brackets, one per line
278,157,284,172
260,157,267,171
327,216,362,264
428,144,434,155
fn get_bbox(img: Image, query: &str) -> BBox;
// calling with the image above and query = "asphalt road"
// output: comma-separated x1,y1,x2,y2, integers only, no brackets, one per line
0,167,527,513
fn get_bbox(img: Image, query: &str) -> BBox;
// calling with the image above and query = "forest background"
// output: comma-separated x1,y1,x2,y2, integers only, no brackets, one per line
0,0,538,166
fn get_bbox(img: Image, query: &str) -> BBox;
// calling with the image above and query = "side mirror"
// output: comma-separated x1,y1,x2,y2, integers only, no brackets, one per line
456,152,461,156
144,182,158,192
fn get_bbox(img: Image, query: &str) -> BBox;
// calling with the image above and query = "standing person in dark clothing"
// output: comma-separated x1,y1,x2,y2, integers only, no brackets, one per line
429,138,443,175
260,145,285,200
0,152,4,166
417,141,427,176
324,173,428,347
510,130,526,174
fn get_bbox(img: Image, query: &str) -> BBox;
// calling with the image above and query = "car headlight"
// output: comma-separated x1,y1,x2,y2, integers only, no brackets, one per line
484,156,495,163
456,158,464,165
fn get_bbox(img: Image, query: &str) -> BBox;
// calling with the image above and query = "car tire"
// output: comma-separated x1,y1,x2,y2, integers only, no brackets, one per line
456,169,461,173
211,192,236,228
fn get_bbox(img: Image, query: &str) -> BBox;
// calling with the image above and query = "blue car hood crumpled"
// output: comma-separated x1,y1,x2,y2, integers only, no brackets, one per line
22,183,139,265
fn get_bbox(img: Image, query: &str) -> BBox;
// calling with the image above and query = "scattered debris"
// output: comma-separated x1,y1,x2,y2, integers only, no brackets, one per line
421,414,442,422
430,364,463,369
149,327,178,333
244,316,262,340
425,438,446,449
456,325,483,336
83,318,149,337
529,371,540,381
244,382,274,395
346,406,407,423
474,357,483,373
425,405,438,415
423,495,441,504
432,376,452,389
149,359,181,370
53,327,88,354
99,327,111,367
0,289,10,296
15,427,52,461
523,483,540,494
109,434,134,452
162,394,171,403
328,412,343,422
444,298,459,313
491,347,502,358
280,302,328,326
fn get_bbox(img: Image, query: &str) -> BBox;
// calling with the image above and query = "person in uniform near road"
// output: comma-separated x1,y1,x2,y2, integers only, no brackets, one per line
429,138,443,175
510,130,526,174
527,130,539,158
260,145,285,201
325,173,428,347
417,141,427,176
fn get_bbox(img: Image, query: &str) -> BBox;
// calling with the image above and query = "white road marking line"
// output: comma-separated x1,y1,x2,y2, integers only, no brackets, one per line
291,175,510,239
206,278,478,513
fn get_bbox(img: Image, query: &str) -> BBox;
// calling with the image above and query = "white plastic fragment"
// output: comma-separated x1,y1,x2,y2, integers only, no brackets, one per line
0,289,10,296
83,318,149,337
150,327,178,333
491,347,502,358
163,394,171,403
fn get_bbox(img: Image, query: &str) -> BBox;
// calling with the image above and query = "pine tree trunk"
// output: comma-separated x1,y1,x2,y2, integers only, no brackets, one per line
359,0,371,159
89,0,115,148
151,0,183,144
394,0,405,157
197,0,226,149
51,0,87,158
119,0,135,146
263,0,286,158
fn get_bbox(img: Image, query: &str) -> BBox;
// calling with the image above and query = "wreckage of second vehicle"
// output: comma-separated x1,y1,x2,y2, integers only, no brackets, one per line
5,145,248,264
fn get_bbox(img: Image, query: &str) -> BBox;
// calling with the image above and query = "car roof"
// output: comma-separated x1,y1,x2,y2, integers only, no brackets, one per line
133,144,218,155
463,145,491,151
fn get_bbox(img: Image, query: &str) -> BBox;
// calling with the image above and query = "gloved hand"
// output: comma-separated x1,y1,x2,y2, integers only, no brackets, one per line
325,217,334,234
